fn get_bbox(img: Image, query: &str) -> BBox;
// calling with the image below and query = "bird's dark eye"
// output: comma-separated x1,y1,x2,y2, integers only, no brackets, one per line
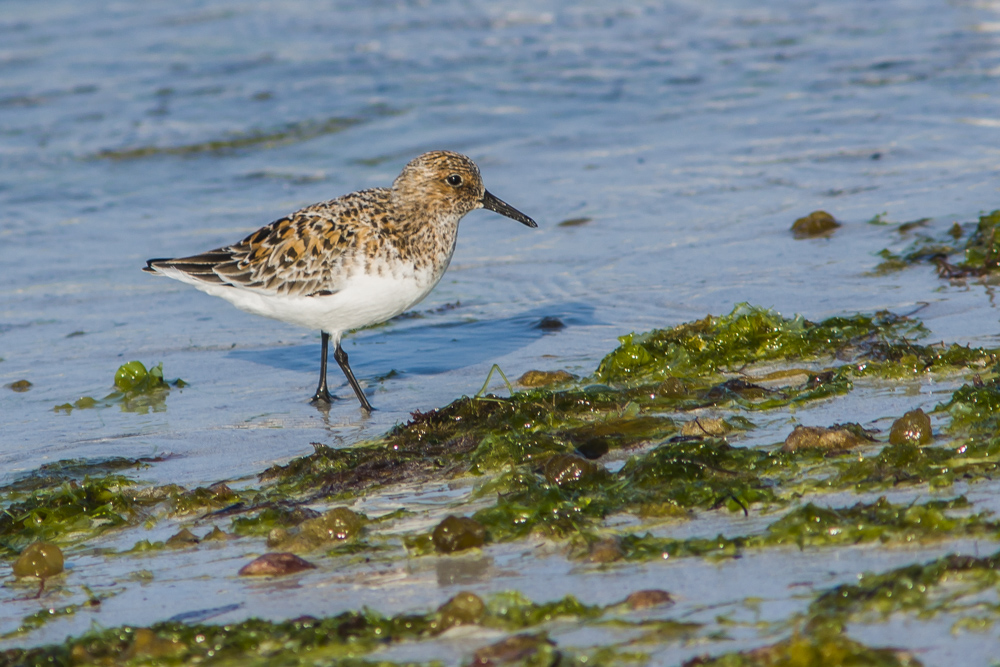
446,174,463,186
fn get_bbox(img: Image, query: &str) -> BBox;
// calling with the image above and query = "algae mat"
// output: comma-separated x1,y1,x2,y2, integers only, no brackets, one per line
4,303,1000,666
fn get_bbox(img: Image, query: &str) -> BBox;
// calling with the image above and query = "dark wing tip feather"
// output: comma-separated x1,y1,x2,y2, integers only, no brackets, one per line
143,258,173,273
143,250,236,285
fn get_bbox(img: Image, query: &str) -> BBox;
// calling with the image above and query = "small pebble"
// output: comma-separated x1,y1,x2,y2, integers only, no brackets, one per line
432,515,486,554
625,589,675,610
472,634,557,665
517,370,574,387
437,591,486,629
791,210,840,238
165,528,200,547
238,552,316,576
681,417,732,437
126,628,184,659
587,538,624,563
782,425,864,452
544,454,599,486
13,542,64,578
889,408,933,445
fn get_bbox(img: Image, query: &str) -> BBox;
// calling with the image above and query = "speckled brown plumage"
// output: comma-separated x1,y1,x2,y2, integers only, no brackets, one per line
144,150,537,411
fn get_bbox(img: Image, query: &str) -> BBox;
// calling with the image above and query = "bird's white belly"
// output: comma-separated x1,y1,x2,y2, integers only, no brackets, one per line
195,266,442,335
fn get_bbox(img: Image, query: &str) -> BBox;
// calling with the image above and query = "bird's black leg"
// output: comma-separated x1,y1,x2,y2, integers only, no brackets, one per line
311,331,333,404
333,342,374,412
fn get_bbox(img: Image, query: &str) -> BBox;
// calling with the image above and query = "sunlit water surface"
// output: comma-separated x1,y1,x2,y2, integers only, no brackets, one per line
2,0,1000,663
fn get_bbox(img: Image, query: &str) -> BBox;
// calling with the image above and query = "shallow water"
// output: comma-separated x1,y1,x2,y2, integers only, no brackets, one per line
3,0,1000,663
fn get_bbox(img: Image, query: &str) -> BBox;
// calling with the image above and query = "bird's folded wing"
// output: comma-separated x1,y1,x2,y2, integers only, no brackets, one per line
147,201,369,297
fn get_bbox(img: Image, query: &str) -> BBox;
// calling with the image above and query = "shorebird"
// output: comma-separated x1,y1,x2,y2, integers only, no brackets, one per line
144,151,537,411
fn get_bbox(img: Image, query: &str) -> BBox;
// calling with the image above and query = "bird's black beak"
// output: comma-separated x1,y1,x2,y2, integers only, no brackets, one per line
481,190,538,228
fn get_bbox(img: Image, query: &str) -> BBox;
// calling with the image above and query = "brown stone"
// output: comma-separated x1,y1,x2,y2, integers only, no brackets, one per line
125,628,184,660
781,425,864,452
165,528,200,547
517,370,575,387
437,591,486,630
625,589,675,610
888,408,933,445
472,634,557,665
238,552,316,576
681,417,732,437
12,542,64,578
791,210,840,238
587,538,624,563
544,454,599,486
432,515,486,554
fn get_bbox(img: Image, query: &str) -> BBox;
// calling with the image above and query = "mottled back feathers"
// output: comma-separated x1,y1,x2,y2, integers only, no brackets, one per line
145,151,497,298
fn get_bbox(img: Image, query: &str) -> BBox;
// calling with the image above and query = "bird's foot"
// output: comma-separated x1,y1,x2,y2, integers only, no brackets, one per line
310,389,333,404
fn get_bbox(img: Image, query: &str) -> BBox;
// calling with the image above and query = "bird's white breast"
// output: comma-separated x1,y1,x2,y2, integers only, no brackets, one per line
186,257,447,336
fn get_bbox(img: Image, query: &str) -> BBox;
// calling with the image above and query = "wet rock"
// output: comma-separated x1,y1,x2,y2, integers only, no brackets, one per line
303,507,364,540
575,438,610,460
656,376,688,398
625,589,675,610
636,501,690,519
517,370,574,387
207,482,236,500
437,591,486,630
681,417,732,437
707,378,772,401
792,210,840,238
175,483,240,512
471,634,559,666
6,379,31,392
562,416,674,459
587,537,624,563
266,507,365,551
534,316,565,331
238,552,316,576
165,528,200,547
544,454,600,486
432,515,486,554
782,425,865,452
271,504,322,526
125,628,184,660
12,542,64,578
202,526,233,541
889,408,933,445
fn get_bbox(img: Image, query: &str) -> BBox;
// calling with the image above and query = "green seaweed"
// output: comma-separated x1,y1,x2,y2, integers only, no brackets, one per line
961,209,1000,273
467,438,792,545
2,605,79,641
255,305,996,511
596,304,989,387
943,378,1000,433
231,306,1000,566
8,303,1000,663
616,496,1000,561
230,504,321,537
827,443,957,490
682,631,922,666
0,457,161,495
0,475,150,556
870,209,1000,278
484,591,604,629
808,551,1000,632
0,591,680,667
54,361,185,414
